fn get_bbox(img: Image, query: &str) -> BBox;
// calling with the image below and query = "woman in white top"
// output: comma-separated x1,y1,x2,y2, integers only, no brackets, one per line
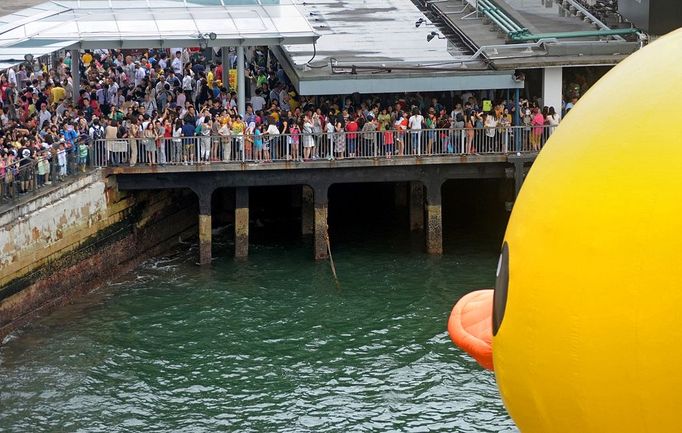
199,116,212,164
265,121,280,162
546,106,560,134
219,118,232,162
325,117,335,159
302,114,315,160
172,119,183,164
483,113,498,152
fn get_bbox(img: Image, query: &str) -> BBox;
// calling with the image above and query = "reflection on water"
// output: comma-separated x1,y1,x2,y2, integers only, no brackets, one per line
0,230,516,432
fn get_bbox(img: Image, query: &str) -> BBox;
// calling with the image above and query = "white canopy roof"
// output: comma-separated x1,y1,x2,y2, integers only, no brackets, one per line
275,0,523,95
0,0,318,66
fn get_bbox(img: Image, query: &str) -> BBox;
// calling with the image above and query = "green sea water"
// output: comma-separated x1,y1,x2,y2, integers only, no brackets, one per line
0,203,517,432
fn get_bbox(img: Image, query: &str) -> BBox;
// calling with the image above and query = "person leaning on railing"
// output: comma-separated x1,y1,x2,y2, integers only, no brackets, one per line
530,107,545,152
181,116,196,165
1,152,15,199
37,150,49,186
0,46,575,177
171,118,183,164
361,115,377,157
218,118,231,162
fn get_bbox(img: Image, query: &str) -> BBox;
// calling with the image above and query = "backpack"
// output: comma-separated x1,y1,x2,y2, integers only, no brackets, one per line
92,126,104,140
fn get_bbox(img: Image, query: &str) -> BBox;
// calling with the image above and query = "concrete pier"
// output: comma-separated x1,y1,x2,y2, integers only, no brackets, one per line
114,154,535,261
235,187,249,258
0,172,197,341
425,181,443,255
394,182,408,208
313,184,329,260
197,189,213,266
198,215,212,265
302,185,314,235
409,181,424,231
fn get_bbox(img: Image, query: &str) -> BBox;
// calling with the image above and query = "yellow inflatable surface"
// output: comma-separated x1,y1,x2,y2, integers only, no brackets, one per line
492,30,682,432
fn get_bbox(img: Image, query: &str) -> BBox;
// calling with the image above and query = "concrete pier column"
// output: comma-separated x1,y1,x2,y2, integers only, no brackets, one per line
313,183,330,260
409,181,424,231
235,186,249,258
70,50,80,100
196,189,213,266
221,47,229,89
394,182,408,208
302,185,314,235
237,46,246,118
542,67,563,116
514,160,525,198
425,181,443,255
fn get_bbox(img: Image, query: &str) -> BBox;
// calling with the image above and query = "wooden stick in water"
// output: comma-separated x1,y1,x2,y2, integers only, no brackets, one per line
325,228,339,287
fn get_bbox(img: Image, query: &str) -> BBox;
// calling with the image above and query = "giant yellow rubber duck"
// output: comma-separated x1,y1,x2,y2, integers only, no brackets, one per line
448,29,682,432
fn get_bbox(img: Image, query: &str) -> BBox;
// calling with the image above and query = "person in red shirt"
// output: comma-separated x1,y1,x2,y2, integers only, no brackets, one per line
215,61,223,86
345,115,358,158
384,124,395,159
90,99,102,119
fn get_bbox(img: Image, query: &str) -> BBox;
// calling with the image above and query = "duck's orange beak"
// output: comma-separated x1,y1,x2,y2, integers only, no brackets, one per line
448,289,494,370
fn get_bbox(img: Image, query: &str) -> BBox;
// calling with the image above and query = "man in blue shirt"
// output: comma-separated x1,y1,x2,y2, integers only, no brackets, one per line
181,119,196,164
61,122,79,173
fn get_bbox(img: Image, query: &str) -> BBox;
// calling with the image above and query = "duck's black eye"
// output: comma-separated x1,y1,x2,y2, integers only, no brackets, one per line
493,242,509,336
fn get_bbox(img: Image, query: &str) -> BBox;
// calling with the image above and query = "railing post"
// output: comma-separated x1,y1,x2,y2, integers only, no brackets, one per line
373,133,378,158
32,163,38,194
413,129,422,156
514,88,522,152
286,135,291,161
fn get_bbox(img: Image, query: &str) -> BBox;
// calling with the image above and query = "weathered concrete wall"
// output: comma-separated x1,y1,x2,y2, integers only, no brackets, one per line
0,171,196,341
0,173,109,285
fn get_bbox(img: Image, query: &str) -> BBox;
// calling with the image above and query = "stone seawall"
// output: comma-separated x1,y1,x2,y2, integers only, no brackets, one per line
0,171,197,341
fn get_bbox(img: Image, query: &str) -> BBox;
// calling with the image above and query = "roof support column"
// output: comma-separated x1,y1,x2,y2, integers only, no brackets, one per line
70,50,80,103
221,47,229,90
237,46,246,118
542,67,562,118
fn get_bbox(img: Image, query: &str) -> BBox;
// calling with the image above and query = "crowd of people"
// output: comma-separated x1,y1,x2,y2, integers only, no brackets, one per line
0,46,566,200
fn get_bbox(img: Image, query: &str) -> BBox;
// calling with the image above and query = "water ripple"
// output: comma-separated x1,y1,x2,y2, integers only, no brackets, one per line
0,240,516,432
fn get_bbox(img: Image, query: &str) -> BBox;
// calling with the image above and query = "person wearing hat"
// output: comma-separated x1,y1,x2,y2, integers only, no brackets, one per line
212,80,222,99
82,52,93,70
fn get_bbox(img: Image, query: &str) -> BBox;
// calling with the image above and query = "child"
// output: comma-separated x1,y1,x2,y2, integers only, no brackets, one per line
57,143,67,180
384,125,395,159
78,140,89,172
37,152,49,186
254,124,264,162
289,122,300,161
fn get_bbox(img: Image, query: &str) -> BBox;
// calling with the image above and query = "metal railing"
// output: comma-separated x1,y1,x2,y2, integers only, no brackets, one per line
0,137,93,206
90,125,555,167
